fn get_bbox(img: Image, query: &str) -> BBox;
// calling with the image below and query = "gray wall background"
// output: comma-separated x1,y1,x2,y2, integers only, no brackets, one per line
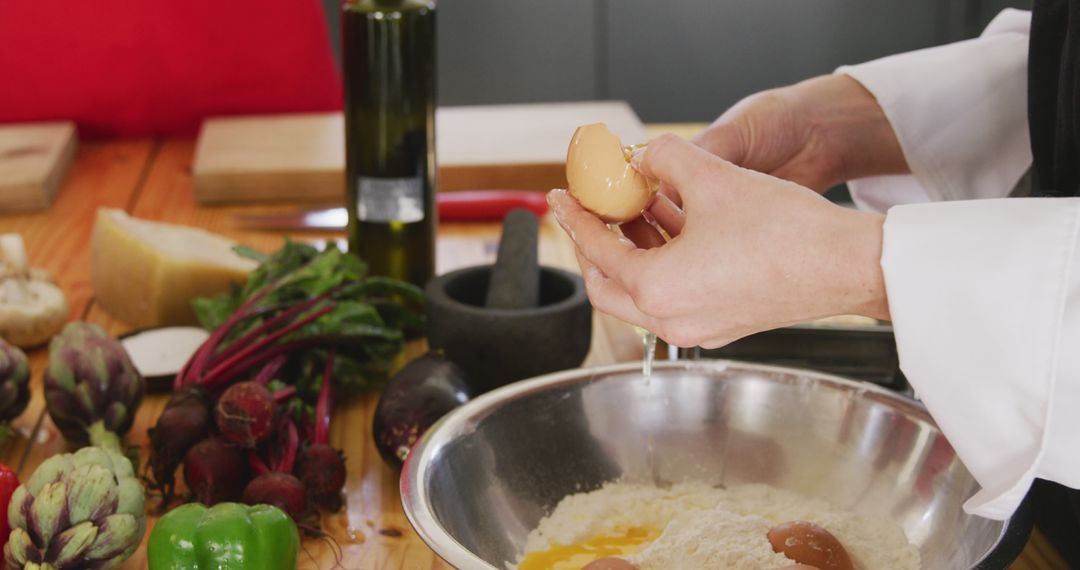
324,1,1032,123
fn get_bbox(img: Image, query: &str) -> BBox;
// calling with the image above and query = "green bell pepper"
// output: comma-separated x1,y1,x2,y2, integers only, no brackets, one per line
147,502,299,570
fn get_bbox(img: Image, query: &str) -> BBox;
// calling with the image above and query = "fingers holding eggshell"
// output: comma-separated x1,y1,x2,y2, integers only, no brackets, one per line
635,133,745,211
645,192,686,238
634,133,706,191
574,249,656,332
656,179,684,209
548,189,644,288
619,216,666,250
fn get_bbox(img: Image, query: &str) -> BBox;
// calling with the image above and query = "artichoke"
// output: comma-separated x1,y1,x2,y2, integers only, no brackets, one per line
4,446,146,569
44,322,144,449
0,338,30,427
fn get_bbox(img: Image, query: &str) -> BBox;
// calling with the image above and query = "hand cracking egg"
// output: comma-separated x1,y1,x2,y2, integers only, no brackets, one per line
767,521,853,570
566,123,656,223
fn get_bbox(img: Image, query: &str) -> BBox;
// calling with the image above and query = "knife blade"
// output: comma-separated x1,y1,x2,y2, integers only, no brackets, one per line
234,189,550,230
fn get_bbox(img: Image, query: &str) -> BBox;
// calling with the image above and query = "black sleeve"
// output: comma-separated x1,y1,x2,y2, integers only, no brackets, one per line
1028,0,1080,196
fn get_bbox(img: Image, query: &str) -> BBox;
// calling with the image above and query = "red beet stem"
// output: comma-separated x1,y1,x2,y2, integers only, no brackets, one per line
254,355,287,386
272,386,297,403
204,292,333,372
200,336,331,390
176,286,273,389
199,303,335,388
315,351,334,445
248,450,271,476
281,420,300,473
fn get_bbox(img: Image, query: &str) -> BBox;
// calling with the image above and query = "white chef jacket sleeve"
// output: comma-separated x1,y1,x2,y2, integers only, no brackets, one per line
882,198,1080,520
835,9,1033,212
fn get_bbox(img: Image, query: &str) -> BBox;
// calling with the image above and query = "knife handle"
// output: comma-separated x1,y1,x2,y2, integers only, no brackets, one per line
438,190,549,221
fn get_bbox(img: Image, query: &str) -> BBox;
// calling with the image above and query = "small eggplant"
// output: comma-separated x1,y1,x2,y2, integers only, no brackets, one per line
373,351,471,469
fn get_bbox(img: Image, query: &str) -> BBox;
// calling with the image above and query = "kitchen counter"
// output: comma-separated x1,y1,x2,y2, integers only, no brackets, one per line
0,129,1065,569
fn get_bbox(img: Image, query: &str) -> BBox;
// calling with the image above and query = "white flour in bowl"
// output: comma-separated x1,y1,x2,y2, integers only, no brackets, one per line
518,482,920,570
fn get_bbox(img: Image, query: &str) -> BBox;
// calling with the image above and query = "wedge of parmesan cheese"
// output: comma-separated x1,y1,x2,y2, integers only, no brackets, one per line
91,208,257,327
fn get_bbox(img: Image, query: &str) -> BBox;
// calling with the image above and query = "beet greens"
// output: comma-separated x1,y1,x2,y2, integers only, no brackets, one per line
181,240,423,394
148,241,422,517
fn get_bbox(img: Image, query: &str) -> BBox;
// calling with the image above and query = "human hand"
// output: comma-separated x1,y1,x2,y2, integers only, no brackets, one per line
691,74,908,194
551,134,889,349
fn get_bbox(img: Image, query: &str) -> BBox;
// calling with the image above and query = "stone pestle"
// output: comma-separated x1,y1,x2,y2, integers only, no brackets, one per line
484,209,540,310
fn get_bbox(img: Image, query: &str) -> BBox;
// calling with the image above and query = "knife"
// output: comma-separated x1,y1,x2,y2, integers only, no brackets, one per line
234,190,550,230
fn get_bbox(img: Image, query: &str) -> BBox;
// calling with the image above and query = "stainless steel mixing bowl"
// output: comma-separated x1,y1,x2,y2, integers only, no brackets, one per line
402,360,1033,569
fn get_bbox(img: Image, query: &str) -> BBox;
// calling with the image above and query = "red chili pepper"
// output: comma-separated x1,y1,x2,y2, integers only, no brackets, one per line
0,464,19,546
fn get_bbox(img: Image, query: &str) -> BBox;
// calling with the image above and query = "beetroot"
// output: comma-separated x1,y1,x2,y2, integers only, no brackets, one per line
167,244,422,527
242,419,308,520
296,444,346,510
242,472,307,520
216,382,277,447
294,356,347,510
147,386,213,502
183,437,249,505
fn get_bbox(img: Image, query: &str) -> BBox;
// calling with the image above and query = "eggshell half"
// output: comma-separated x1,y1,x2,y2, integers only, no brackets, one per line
566,123,655,223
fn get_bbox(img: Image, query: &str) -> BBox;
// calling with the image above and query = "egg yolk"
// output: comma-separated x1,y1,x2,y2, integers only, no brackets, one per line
517,526,660,570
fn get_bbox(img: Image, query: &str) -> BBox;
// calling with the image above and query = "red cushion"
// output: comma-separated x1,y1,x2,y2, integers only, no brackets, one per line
0,0,342,137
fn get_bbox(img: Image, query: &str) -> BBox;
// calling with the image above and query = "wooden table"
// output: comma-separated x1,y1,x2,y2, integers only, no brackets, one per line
0,133,1067,569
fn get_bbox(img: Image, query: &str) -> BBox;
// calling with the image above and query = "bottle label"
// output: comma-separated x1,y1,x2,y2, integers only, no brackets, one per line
355,176,425,223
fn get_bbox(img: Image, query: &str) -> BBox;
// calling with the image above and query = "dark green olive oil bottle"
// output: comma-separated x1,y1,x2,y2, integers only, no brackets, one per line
342,0,436,287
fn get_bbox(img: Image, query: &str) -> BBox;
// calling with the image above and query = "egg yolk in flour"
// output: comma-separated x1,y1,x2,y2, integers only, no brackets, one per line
516,526,660,570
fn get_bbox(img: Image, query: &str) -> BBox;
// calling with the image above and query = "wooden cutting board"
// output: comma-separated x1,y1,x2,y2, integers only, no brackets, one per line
192,101,647,204
0,122,78,213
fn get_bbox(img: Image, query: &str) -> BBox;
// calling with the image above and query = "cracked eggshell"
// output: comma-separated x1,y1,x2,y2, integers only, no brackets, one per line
566,123,655,223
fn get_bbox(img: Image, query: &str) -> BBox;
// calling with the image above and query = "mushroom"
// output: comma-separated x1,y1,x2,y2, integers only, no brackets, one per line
0,234,69,348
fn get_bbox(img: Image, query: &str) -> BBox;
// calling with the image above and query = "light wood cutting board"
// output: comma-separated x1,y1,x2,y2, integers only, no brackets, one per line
0,122,78,213
192,101,647,204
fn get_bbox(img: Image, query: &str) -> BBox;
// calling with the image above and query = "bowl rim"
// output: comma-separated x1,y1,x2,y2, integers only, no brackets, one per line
400,359,1025,570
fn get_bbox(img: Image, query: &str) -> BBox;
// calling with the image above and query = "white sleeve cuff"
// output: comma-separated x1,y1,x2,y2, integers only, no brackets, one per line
882,198,1080,519
838,9,1032,210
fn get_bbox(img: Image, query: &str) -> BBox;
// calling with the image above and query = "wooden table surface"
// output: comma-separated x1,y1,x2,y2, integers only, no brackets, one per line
0,128,1068,569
